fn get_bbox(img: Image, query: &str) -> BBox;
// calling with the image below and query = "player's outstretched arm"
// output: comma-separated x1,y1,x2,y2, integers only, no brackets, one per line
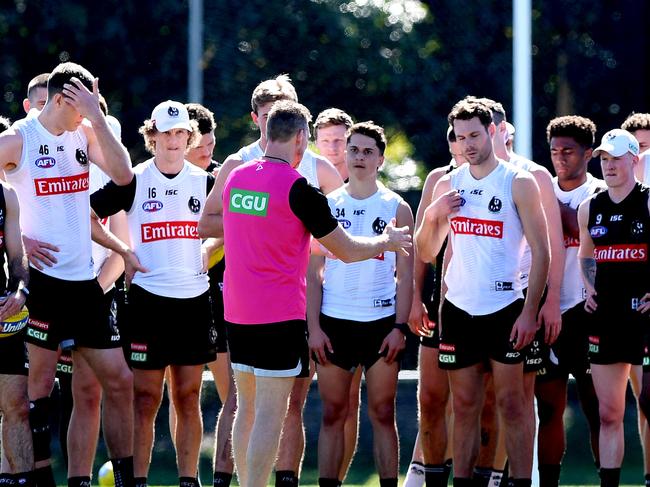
198,156,243,238
511,173,550,349
315,155,344,195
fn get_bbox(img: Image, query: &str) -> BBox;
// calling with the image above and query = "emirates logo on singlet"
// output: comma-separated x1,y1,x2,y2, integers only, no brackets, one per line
34,173,89,196
594,244,647,262
141,221,199,243
450,216,503,238
564,235,580,248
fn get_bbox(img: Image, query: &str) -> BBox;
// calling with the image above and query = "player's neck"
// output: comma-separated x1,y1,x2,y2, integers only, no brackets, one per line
347,177,379,199
558,174,587,192
264,141,295,168
37,107,67,136
469,154,499,180
153,153,185,175
608,178,636,203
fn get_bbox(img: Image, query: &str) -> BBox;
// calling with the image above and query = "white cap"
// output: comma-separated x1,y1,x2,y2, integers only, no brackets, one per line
593,129,639,157
151,100,192,132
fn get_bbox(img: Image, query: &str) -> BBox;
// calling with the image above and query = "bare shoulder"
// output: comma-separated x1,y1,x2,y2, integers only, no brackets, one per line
0,129,24,168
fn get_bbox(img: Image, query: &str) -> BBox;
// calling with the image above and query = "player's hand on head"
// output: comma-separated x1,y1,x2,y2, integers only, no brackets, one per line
308,326,332,366
637,293,650,314
379,328,406,364
62,77,102,122
22,236,59,270
383,218,412,256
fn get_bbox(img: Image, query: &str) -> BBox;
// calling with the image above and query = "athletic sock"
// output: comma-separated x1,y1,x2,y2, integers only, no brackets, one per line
403,461,425,487
67,476,91,487
134,476,147,487
538,464,561,487
275,471,298,487
213,472,233,487
111,456,135,487
473,467,493,487
488,469,504,487
34,466,56,487
599,468,620,487
379,479,398,487
29,398,52,464
423,464,447,487
318,478,340,487
453,478,473,487
507,479,531,487
179,477,201,487
645,473,650,487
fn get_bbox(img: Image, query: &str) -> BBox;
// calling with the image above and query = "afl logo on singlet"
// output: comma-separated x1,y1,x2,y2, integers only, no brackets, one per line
590,226,608,238
142,200,163,212
35,157,56,168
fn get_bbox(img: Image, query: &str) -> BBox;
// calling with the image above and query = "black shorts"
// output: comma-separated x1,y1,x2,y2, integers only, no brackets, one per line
208,258,227,353
125,285,217,370
56,350,74,379
226,320,309,378
317,313,400,372
588,299,646,366
644,332,650,373
537,302,591,381
420,326,440,348
25,269,119,351
438,299,525,370
0,330,28,376
522,286,548,374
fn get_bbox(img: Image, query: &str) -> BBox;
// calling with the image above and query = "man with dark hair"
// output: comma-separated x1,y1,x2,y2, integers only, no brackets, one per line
200,100,411,487
621,113,650,182
532,115,603,487
0,115,33,487
186,103,218,174
416,98,549,487
578,129,650,487
309,121,414,487
0,61,137,487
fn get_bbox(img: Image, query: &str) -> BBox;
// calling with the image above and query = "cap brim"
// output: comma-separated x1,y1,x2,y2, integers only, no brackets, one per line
593,143,626,158
155,121,192,132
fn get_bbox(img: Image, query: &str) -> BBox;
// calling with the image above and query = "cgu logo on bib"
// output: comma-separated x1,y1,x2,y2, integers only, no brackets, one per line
229,188,269,217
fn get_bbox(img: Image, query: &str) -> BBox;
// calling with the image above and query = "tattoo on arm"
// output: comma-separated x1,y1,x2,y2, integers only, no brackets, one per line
580,257,596,288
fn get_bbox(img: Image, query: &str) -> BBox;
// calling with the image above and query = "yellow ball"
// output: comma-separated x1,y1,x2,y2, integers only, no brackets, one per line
98,461,114,487
0,307,29,339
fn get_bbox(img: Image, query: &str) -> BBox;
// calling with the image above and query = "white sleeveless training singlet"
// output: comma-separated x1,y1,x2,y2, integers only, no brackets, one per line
234,140,320,188
127,159,209,298
321,184,402,321
6,116,93,280
445,161,525,315
553,173,605,313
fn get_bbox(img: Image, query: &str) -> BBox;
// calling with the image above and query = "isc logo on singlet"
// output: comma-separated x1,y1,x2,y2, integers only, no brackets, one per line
229,188,269,217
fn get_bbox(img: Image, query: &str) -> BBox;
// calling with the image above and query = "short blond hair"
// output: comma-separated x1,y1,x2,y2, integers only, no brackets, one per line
138,119,200,155
251,74,298,114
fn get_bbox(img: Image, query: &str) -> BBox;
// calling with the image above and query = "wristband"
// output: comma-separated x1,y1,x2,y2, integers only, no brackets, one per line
393,322,409,335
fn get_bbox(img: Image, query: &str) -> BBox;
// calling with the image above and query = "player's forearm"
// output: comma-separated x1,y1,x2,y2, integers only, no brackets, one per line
415,217,447,264
395,272,414,324
7,255,29,293
96,252,124,293
306,260,324,331
524,246,550,313
546,232,565,301
579,257,597,291
198,213,224,238
91,216,130,257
